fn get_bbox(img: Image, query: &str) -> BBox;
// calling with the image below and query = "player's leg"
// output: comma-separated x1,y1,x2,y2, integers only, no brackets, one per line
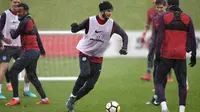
167,69,173,82
5,55,28,106
66,55,91,111
146,60,158,105
146,59,168,106
23,71,37,97
25,58,49,104
173,60,187,112
67,61,102,112
0,47,13,99
140,46,154,81
0,62,8,99
155,58,172,111
72,56,91,96
12,48,37,97
5,68,13,91
75,62,102,101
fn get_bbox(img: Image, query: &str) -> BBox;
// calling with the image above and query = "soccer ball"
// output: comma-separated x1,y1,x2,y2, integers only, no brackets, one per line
106,101,120,112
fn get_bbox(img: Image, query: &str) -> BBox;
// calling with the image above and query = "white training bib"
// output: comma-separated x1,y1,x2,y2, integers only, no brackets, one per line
2,10,21,47
76,16,113,57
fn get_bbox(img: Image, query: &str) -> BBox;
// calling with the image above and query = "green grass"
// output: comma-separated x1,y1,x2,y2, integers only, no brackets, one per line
0,0,200,111
0,0,200,30
1,58,200,112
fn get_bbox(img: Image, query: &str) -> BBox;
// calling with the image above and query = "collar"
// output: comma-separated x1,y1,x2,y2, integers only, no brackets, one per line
9,9,17,15
167,5,182,12
18,13,31,21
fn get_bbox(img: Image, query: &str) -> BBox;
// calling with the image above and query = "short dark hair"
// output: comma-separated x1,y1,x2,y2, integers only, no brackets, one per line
17,3,29,10
168,0,179,6
99,1,113,12
155,0,167,6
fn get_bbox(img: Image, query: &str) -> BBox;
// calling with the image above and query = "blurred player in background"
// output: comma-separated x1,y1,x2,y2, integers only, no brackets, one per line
0,0,36,99
66,1,128,112
4,3,50,106
140,0,173,82
154,0,196,111
140,0,156,43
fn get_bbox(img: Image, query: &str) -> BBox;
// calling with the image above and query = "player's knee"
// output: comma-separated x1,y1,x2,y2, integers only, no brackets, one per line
86,83,95,90
0,62,9,72
8,70,17,79
86,86,94,92
27,73,37,81
80,70,90,77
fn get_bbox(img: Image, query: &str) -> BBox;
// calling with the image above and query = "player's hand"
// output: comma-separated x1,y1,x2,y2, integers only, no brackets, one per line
71,23,79,33
140,32,146,43
189,55,196,67
0,45,4,50
140,38,145,43
2,37,12,44
119,48,127,55
40,51,46,56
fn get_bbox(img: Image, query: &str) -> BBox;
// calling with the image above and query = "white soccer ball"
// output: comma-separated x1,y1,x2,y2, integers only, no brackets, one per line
106,101,120,112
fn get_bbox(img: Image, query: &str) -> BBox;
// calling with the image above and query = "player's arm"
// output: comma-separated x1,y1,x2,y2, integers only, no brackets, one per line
113,21,128,55
141,11,151,42
0,12,11,44
0,12,6,40
71,18,89,33
187,19,196,57
35,27,46,56
0,12,9,43
10,20,27,39
187,19,196,67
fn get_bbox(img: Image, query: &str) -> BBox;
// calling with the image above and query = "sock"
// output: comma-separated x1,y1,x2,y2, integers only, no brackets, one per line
24,82,30,92
13,97,20,101
42,97,49,101
153,95,158,100
7,83,11,86
70,93,76,98
147,68,152,74
179,105,185,112
161,101,168,110
0,84,2,93
186,79,189,86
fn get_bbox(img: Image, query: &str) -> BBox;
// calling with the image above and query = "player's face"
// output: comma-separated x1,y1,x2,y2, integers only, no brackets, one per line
156,4,167,14
152,0,156,7
10,0,20,11
17,7,26,17
103,10,113,19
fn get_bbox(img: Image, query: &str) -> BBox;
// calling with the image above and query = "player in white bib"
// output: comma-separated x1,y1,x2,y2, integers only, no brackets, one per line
0,0,36,99
66,1,128,112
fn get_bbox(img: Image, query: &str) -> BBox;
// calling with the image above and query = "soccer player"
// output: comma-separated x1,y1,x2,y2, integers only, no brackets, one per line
140,0,156,43
4,3,50,106
140,0,173,82
66,1,128,112
145,0,168,105
154,0,196,111
0,0,36,99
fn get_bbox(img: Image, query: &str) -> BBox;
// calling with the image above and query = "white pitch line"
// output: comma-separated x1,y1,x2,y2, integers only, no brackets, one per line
18,77,78,81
